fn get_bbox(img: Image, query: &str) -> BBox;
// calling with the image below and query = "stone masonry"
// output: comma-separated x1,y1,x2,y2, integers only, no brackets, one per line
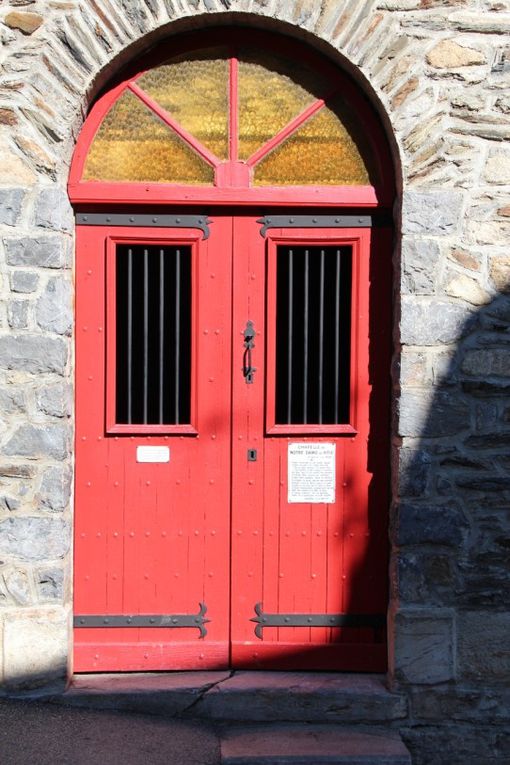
0,1,509,762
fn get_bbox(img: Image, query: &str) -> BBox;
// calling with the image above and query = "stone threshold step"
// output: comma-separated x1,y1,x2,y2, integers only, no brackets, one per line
48,671,408,723
221,725,412,764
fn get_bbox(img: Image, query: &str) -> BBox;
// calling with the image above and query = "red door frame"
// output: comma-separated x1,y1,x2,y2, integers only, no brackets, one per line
70,27,395,673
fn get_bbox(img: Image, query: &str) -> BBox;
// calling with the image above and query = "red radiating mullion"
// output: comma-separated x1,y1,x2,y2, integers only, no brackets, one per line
229,57,239,162
128,82,221,168
246,98,327,168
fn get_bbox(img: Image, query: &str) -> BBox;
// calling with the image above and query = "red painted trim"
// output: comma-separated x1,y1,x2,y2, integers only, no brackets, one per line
229,57,239,162
246,98,326,168
69,182,384,207
75,640,229,672
266,425,358,436
128,82,221,168
104,228,202,434
231,642,386,672
265,229,366,436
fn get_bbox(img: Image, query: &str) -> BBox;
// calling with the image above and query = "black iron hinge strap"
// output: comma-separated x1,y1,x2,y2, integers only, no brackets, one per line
251,602,386,639
257,214,392,237
76,213,211,239
74,602,209,638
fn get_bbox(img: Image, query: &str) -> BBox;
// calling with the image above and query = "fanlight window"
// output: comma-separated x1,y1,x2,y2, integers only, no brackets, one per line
83,48,376,188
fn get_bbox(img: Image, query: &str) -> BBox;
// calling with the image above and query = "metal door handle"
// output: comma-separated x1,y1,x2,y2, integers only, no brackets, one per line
243,320,256,384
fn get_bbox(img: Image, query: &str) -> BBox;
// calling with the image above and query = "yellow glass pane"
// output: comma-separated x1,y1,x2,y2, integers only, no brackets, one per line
254,100,373,186
83,90,214,184
136,56,229,160
238,51,326,161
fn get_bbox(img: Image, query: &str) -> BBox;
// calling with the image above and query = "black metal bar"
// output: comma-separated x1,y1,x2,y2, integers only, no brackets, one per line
159,248,165,425
257,214,390,237
251,603,386,640
175,248,181,424
143,248,149,425
334,249,341,424
318,249,325,424
127,247,133,425
287,248,293,424
77,213,211,239
74,603,210,638
303,248,309,424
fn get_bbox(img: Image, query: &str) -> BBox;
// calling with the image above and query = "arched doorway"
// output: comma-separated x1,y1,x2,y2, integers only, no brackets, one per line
69,29,394,673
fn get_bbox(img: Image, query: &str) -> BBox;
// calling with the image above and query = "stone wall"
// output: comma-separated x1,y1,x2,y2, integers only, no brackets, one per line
0,0,509,761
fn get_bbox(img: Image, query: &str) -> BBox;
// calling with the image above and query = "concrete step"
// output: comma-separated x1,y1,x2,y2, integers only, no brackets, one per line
221,725,412,765
49,672,408,723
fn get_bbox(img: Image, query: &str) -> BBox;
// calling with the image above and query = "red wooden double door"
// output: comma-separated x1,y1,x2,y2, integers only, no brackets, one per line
74,212,390,672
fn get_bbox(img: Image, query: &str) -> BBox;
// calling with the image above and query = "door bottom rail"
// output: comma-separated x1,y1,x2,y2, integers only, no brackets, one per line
74,602,209,638
250,603,386,639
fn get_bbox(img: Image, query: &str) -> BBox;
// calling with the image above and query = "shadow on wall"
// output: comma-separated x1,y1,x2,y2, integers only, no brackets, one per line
393,287,510,694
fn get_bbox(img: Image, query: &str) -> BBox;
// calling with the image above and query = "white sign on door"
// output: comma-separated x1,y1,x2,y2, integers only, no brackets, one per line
136,446,170,463
288,442,336,504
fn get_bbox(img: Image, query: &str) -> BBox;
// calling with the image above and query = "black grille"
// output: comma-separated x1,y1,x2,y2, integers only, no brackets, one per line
275,245,351,425
115,244,191,425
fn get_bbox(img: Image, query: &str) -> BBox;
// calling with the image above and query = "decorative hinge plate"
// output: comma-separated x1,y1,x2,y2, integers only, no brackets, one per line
250,602,386,639
257,214,391,237
76,213,211,239
74,602,210,638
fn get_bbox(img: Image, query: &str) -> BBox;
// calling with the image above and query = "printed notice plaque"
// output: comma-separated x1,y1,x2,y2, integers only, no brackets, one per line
288,442,336,504
136,446,170,463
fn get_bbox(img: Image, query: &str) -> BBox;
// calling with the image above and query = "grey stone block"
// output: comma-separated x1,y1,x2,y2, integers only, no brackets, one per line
0,517,70,561
36,567,64,601
54,672,232,716
457,611,510,683
396,502,468,547
36,278,72,335
7,300,28,329
402,238,441,295
401,723,510,765
3,607,69,690
0,387,25,414
401,298,474,345
34,187,73,232
10,270,39,293
4,424,69,460
393,610,455,684
0,335,67,374
461,348,510,377
38,465,72,512
398,449,432,497
4,236,67,268
0,188,25,226
0,495,20,512
221,726,411,764
410,685,510,724
402,190,464,235
35,383,72,418
193,673,408,722
396,552,455,606
462,380,510,398
399,389,470,437
2,566,32,605
0,464,35,479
